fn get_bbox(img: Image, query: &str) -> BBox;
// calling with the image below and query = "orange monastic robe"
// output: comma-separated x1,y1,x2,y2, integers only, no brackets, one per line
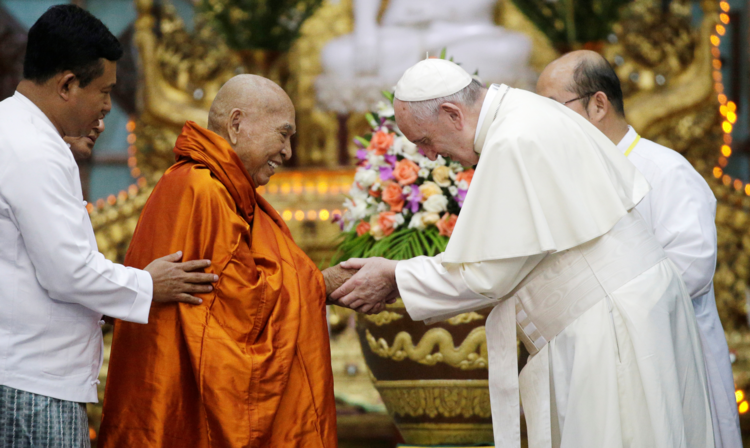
99,122,337,448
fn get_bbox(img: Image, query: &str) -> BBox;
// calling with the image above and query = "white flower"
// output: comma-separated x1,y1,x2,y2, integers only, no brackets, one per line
377,202,389,212
418,168,430,178
448,186,458,196
376,101,395,117
394,213,405,225
435,155,447,166
457,180,469,190
409,212,426,230
366,196,377,205
344,198,369,221
349,185,368,201
368,153,387,167
423,194,448,213
401,137,418,156
402,185,413,195
449,162,464,172
354,169,378,188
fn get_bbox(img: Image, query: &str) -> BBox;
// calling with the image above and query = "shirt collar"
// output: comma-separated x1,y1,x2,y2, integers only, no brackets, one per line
13,91,61,137
616,125,637,154
474,84,500,144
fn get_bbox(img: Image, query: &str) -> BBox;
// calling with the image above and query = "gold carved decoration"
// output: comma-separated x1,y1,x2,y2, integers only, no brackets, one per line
372,379,492,418
364,311,403,326
446,312,486,326
365,328,488,370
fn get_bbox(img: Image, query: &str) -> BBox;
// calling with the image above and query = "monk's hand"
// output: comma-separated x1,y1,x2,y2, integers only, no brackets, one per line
145,251,218,305
322,264,358,305
330,257,399,314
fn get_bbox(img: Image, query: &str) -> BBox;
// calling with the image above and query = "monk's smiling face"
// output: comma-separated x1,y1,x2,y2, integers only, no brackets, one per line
208,75,296,187
234,95,295,187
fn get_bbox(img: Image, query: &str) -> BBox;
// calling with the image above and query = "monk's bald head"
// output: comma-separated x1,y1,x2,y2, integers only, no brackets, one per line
208,75,292,135
537,50,625,118
208,75,296,187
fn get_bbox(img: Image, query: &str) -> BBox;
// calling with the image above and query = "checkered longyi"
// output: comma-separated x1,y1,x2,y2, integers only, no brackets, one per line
0,385,90,448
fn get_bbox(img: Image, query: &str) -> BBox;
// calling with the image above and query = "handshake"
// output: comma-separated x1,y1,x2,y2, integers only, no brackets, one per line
322,257,401,315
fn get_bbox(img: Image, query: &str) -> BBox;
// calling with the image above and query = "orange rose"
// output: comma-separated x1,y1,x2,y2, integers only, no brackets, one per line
377,211,397,237
392,159,419,186
356,220,371,237
436,213,458,237
456,169,474,187
381,182,405,213
368,130,395,156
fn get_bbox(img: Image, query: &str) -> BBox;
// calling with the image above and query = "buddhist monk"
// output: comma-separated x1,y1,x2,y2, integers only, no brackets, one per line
99,75,350,448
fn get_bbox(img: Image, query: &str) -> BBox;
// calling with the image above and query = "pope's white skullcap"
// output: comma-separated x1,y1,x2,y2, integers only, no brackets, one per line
394,59,473,102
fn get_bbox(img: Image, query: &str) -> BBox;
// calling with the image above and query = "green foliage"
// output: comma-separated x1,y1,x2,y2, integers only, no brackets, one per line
199,0,324,52
509,0,629,49
331,227,450,265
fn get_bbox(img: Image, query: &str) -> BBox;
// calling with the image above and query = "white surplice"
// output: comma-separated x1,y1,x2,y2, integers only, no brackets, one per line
618,127,741,448
395,85,714,448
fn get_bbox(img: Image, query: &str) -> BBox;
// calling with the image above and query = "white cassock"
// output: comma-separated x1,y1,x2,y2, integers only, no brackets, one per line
395,85,715,448
618,127,741,448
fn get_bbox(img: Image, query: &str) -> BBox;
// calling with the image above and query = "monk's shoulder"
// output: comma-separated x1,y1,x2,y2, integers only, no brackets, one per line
158,162,235,207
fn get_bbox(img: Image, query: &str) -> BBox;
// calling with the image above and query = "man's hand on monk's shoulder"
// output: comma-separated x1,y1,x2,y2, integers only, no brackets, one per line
322,264,358,305
329,257,399,314
144,251,219,305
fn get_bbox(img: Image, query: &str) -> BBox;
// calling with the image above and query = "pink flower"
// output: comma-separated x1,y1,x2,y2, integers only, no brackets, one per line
368,130,395,156
436,213,458,237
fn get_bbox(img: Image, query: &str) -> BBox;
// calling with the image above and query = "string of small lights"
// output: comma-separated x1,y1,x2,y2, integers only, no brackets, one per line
711,1,742,194
86,117,148,213
709,1,750,416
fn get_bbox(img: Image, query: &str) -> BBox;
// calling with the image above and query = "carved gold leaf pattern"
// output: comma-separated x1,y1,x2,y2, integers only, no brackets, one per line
373,379,491,418
365,327,488,369
363,311,403,326
445,312,485,325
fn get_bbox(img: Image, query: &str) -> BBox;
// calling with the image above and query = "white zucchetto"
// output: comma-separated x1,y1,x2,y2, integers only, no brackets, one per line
394,59,473,102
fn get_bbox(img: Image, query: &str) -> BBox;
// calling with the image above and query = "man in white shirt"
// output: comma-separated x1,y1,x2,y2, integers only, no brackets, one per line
331,59,714,447
535,50,741,448
0,6,217,447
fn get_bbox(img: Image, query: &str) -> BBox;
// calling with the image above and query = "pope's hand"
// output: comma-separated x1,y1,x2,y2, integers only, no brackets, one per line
330,257,399,314
144,251,218,305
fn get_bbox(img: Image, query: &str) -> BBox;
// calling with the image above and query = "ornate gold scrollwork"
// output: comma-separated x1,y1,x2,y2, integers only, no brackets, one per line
373,379,492,418
365,327,488,369
445,312,485,325
363,311,403,326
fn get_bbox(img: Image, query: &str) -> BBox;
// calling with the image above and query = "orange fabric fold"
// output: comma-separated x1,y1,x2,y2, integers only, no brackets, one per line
99,121,337,448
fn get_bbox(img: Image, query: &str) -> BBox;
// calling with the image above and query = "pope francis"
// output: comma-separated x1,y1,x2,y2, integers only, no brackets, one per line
331,59,716,448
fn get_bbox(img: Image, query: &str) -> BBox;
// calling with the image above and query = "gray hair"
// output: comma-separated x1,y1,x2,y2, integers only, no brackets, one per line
407,79,485,122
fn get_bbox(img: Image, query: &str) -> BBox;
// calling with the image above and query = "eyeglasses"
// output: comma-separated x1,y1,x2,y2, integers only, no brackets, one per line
562,93,594,106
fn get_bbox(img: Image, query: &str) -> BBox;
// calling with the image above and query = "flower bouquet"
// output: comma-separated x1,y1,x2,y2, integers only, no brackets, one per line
331,92,474,263
330,90,492,446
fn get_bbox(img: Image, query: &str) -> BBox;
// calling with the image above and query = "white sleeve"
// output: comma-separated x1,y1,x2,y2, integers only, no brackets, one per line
650,163,717,299
396,253,544,324
5,150,152,323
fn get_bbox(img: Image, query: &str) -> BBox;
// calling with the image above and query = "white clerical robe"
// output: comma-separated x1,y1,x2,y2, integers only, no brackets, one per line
396,85,715,448
618,127,741,448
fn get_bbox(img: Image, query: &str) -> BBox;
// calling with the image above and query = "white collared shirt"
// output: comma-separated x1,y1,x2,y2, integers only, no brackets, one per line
0,92,153,403
617,126,742,447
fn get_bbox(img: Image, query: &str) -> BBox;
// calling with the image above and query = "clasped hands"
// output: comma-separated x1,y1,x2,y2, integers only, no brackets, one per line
322,257,400,315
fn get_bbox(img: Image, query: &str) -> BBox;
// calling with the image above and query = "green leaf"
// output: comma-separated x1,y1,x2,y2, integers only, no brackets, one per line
355,136,370,147
381,90,395,103
439,47,447,59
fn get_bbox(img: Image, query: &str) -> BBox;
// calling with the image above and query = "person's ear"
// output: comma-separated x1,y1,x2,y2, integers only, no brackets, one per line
441,102,464,130
588,91,609,124
56,72,77,101
226,108,242,145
